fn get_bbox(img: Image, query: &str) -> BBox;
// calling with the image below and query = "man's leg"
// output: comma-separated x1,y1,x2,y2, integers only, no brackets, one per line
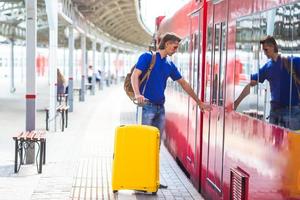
150,106,168,189
152,106,165,145
142,104,156,126
141,105,168,189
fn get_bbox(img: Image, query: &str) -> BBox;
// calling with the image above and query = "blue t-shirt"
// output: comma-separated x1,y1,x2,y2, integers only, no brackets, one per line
135,52,182,104
251,56,300,106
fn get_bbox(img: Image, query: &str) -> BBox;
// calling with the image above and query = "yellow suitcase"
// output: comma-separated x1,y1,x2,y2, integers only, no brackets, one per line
112,124,160,194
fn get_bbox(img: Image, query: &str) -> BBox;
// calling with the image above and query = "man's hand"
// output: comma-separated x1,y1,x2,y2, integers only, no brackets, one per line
134,94,147,105
199,102,212,112
233,100,239,110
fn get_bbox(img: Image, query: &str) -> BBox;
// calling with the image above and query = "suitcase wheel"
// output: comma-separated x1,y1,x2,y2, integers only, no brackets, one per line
152,192,157,195
113,190,118,193
135,190,146,193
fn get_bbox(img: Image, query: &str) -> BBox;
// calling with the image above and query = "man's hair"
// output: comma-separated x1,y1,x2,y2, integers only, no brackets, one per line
260,35,278,53
158,33,181,50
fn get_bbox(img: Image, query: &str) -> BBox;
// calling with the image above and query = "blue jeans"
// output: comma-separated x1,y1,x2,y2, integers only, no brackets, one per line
141,103,165,143
269,105,300,130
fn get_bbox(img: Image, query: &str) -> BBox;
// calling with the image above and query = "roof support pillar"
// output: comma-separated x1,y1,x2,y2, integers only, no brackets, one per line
68,25,74,112
45,0,58,132
25,0,37,164
80,35,86,101
10,39,16,93
91,40,96,95
107,46,111,87
115,49,120,84
100,44,105,89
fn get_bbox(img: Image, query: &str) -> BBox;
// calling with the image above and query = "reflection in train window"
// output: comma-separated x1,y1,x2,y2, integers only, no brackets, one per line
171,37,190,94
235,2,300,130
235,14,261,118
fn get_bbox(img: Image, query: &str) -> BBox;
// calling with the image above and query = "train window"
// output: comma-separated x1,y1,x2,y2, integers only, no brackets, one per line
262,3,300,130
235,2,300,130
235,15,260,117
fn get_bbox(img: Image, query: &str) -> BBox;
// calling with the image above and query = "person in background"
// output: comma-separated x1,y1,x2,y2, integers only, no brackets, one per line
96,69,102,89
234,35,300,130
57,68,66,95
87,65,93,89
57,68,67,104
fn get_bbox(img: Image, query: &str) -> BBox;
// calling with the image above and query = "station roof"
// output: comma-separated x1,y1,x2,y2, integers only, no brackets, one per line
0,0,152,49
72,0,152,47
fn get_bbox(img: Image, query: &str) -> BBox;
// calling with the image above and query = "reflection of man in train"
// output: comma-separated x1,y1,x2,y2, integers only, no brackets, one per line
234,36,300,130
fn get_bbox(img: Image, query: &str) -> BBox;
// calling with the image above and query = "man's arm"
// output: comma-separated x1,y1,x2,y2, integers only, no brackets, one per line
234,80,257,110
131,68,146,104
177,78,211,112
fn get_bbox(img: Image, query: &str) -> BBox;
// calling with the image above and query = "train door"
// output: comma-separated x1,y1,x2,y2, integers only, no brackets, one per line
186,10,202,183
206,22,227,195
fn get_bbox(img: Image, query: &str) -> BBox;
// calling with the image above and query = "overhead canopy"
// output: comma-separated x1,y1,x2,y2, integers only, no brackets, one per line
72,0,152,47
0,0,152,48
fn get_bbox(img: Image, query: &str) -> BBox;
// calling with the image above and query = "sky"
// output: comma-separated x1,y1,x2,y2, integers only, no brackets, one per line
140,0,189,34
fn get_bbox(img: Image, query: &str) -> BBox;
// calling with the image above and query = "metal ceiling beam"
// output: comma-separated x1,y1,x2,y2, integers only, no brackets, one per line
94,7,133,25
71,0,152,47
0,22,25,40
58,0,145,51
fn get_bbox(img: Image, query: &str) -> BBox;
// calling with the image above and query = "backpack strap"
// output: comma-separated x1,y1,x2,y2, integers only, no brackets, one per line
281,56,300,85
140,52,156,95
281,56,300,100
140,52,156,83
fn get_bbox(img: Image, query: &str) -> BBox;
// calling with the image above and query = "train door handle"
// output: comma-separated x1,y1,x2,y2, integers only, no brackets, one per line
186,156,192,163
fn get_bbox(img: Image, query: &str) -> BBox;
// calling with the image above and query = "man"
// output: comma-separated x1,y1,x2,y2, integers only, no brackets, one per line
234,35,300,130
131,32,211,188
132,32,210,134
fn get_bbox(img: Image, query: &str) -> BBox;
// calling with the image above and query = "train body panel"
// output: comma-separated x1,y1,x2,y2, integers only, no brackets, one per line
157,0,300,199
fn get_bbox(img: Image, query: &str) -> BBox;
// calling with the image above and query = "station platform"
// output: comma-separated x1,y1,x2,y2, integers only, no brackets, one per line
0,80,204,200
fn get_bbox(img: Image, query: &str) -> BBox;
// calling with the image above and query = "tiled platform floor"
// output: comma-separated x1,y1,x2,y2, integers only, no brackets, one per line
0,81,204,200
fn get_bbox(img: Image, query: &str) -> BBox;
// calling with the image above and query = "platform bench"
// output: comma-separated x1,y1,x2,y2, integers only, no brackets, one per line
73,87,82,101
45,105,70,132
12,130,46,173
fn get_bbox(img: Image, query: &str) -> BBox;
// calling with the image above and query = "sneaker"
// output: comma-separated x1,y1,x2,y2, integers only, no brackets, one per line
159,184,168,189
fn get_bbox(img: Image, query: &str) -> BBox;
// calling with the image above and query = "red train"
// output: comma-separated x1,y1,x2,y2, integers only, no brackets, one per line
156,0,300,199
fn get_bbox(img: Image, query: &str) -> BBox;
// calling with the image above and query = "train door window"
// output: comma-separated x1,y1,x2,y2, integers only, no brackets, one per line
212,23,220,105
211,22,226,106
192,32,200,94
218,22,226,106
178,38,190,94
170,38,187,93
205,25,213,103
